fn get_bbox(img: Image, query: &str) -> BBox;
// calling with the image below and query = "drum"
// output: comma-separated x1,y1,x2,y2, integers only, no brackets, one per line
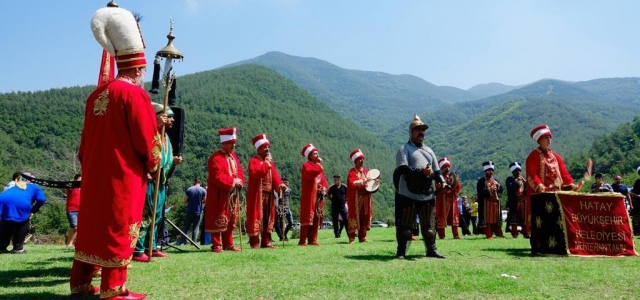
365,179,380,193
367,169,381,180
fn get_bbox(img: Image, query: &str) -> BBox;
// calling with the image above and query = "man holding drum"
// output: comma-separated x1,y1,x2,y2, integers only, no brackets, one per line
393,114,448,259
346,149,377,243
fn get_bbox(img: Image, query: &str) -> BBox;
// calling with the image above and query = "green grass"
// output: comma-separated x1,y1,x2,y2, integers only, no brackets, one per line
1,228,640,299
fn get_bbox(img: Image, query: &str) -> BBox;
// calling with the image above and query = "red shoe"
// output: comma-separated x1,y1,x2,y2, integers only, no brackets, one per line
132,253,149,262
250,244,260,249
298,243,308,247
453,236,462,240
486,237,494,240
104,290,147,300
71,285,99,297
224,246,241,252
211,246,223,253
261,244,277,249
310,242,321,246
151,250,169,258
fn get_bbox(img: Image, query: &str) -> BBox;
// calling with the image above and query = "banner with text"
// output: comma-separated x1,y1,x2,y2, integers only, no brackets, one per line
558,193,637,256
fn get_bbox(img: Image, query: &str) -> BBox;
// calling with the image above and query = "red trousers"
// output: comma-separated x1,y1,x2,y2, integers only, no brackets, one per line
70,259,127,298
484,224,504,239
211,227,235,249
347,217,369,242
299,217,320,245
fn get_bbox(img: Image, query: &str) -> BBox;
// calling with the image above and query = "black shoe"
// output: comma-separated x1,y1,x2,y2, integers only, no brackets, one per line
0,249,9,254
11,249,27,254
426,249,445,259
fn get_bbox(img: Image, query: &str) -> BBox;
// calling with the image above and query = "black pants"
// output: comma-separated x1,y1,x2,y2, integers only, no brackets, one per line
331,205,348,238
459,214,471,235
0,220,30,251
275,209,294,239
395,194,436,256
470,216,479,234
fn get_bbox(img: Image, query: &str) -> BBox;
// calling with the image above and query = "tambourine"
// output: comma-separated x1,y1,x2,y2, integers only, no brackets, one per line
367,169,380,180
365,179,379,193
365,168,381,193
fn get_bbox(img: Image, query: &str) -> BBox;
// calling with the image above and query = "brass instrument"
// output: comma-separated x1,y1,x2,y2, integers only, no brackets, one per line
515,176,525,196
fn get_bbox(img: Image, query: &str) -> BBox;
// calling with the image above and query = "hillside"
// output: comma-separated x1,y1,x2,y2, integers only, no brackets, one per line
467,82,518,99
381,78,640,194
0,65,398,220
231,51,506,133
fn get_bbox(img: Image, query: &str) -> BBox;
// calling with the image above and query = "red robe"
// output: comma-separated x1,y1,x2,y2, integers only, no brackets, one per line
204,149,245,233
525,147,574,233
435,173,462,228
346,167,373,233
299,161,327,226
246,155,283,237
75,80,161,267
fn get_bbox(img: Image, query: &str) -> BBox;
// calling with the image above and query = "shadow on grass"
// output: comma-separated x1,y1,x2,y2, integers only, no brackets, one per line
0,292,71,300
483,247,532,258
344,254,397,262
0,267,70,288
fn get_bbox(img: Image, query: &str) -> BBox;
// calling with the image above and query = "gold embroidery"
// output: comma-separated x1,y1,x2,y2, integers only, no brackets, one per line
74,251,131,267
556,216,563,228
101,285,126,299
545,202,554,214
129,222,141,248
149,134,162,173
548,236,557,248
535,216,542,228
215,215,229,228
71,283,92,294
93,90,109,115
101,53,111,85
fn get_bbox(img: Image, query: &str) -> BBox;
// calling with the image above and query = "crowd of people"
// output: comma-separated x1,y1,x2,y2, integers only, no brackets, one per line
1,3,639,300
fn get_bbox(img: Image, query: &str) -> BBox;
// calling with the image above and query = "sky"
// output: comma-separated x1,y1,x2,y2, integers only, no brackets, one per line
1,1,639,93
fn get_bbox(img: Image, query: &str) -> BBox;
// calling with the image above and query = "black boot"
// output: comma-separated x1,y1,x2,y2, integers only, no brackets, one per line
395,228,411,259
425,230,445,259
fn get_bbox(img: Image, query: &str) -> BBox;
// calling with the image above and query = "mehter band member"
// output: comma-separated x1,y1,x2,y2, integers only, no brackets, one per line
506,162,528,238
246,134,285,249
70,5,161,299
435,157,462,239
477,161,504,239
346,149,374,243
204,128,245,253
133,103,182,261
525,124,578,234
299,144,328,246
394,114,447,259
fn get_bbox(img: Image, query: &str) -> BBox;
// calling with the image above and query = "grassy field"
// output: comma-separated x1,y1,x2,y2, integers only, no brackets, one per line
1,228,639,300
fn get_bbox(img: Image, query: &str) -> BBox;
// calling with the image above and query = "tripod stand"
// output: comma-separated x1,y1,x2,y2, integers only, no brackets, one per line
157,205,201,251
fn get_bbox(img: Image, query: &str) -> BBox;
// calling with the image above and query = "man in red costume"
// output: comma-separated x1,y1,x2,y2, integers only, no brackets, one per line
69,5,160,300
525,124,579,234
435,157,462,239
346,149,374,243
299,144,328,246
246,134,285,249
476,161,504,239
204,128,245,253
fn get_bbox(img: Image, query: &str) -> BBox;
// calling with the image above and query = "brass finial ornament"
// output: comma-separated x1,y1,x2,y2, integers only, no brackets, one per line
156,18,184,60
106,0,118,7
409,114,429,131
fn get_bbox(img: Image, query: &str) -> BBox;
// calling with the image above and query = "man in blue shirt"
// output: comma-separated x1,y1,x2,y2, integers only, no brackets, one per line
611,175,632,211
177,178,207,245
0,172,46,254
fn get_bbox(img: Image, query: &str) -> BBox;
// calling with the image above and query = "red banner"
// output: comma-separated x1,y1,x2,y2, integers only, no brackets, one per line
558,193,637,256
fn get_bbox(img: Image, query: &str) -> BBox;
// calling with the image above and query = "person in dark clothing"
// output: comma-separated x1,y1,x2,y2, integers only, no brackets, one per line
327,175,348,238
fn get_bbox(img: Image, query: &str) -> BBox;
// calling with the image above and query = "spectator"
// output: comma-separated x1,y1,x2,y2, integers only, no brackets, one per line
591,173,613,193
0,172,46,254
470,196,479,235
65,174,82,248
177,178,206,245
611,175,632,211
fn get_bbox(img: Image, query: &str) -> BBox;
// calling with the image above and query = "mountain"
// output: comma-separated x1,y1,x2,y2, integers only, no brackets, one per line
231,51,510,133
381,78,640,190
467,82,518,99
0,65,399,220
